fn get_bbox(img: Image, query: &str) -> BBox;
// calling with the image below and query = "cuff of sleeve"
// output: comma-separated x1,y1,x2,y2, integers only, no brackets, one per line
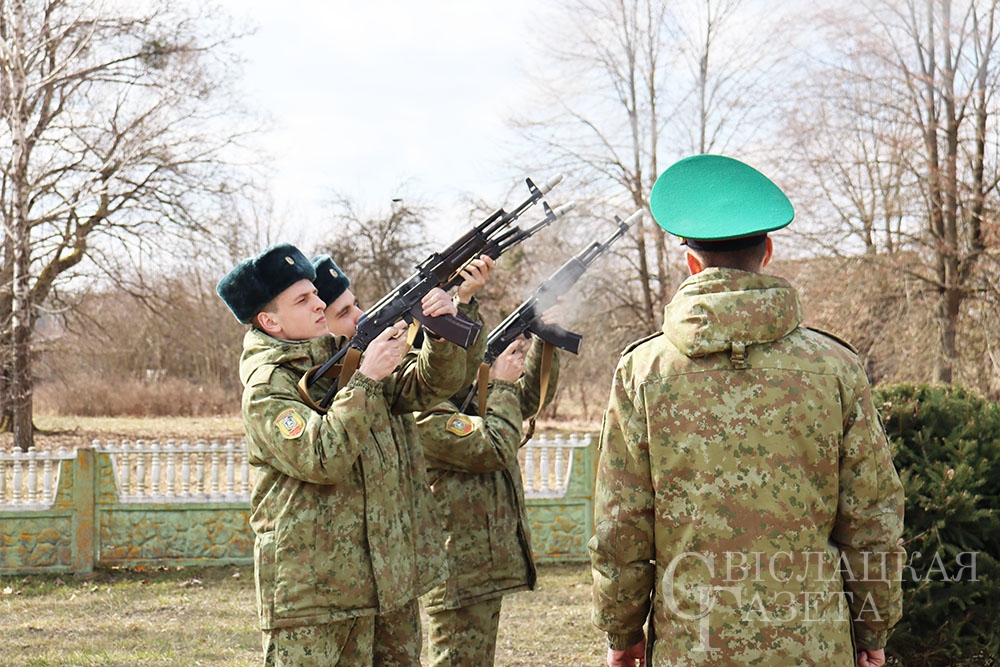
853,625,887,650
457,298,481,318
488,380,518,395
348,372,384,398
606,631,644,651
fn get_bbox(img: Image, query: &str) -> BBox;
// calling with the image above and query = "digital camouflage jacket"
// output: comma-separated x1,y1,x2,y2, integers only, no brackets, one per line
418,311,559,613
590,268,905,665
238,326,466,630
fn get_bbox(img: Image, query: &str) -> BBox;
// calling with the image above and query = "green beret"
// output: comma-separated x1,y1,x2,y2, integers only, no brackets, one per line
311,255,351,306
649,154,793,242
216,243,316,324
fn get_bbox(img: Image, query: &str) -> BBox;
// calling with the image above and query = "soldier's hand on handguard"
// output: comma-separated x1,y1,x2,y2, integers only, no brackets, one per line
420,287,459,318
607,640,646,667
490,339,526,383
539,300,564,326
455,254,495,304
358,321,410,381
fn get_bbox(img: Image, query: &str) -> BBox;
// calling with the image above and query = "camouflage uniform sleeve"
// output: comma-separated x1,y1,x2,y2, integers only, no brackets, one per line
588,355,655,650
457,299,487,389
418,381,522,473
515,336,560,418
832,368,906,649
383,328,467,414
244,369,385,484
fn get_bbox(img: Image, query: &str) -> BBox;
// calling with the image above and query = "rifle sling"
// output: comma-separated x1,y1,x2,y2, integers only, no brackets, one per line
296,363,334,414
521,341,554,445
407,320,422,346
296,345,366,415
476,362,490,416
337,348,363,395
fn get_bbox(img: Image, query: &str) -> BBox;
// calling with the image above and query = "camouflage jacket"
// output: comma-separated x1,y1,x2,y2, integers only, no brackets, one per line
238,326,466,630
589,268,905,664
418,310,559,612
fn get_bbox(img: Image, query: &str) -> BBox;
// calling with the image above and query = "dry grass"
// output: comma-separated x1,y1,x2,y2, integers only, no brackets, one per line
1,563,603,667
34,377,238,418
1,415,245,452
2,416,605,664
1,566,258,667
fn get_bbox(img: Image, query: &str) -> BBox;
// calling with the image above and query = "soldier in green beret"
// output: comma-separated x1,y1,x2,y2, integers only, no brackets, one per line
589,155,905,667
217,243,469,666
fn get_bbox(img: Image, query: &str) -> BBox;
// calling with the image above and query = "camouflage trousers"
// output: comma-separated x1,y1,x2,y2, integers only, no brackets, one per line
426,597,503,667
374,598,423,666
262,615,375,666
260,600,422,667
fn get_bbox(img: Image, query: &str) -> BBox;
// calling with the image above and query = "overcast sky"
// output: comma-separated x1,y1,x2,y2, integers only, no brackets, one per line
217,0,546,244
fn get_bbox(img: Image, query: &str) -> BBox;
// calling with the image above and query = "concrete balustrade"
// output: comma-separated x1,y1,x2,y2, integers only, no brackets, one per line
0,433,596,574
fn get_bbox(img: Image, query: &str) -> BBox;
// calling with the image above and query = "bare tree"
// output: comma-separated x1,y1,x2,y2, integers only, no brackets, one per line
786,0,1000,384
512,0,794,334
315,193,436,308
513,0,670,332
782,61,918,257
505,0,796,415
0,0,258,449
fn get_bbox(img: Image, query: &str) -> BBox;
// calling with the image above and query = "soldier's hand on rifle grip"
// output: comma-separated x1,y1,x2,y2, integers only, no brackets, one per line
490,339,526,383
420,287,458,318
456,255,495,304
358,321,409,381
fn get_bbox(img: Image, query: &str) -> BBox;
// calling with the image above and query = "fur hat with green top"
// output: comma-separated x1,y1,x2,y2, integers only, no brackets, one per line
311,254,351,306
649,154,794,251
216,243,316,324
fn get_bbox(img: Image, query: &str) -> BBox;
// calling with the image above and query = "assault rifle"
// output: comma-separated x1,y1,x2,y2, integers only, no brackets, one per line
299,175,573,411
483,208,642,365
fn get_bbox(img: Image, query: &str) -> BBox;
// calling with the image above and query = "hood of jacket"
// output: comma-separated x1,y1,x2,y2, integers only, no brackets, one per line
662,267,802,358
238,328,342,386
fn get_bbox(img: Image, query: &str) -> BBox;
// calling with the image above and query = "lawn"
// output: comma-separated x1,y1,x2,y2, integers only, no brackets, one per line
3,416,605,665
1,562,605,667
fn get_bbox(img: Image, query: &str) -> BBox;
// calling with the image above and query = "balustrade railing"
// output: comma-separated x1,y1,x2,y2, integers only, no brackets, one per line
0,446,77,509
1,432,596,571
520,433,592,499
94,438,252,503
2,433,592,508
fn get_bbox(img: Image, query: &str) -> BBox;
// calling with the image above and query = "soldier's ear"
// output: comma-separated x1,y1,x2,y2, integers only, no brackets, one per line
761,236,774,268
685,251,704,275
256,310,282,336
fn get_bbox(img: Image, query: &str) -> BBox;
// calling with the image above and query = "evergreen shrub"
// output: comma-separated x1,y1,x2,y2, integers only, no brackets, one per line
875,383,1000,666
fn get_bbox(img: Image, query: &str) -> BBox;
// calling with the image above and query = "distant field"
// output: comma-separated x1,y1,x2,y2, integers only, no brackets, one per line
1,563,604,667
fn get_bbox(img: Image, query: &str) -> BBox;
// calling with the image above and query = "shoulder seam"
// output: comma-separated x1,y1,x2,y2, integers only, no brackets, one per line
621,331,664,356
247,363,279,387
803,326,859,355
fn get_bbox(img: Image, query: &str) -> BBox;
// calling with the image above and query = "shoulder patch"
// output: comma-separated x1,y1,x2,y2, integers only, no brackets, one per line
445,414,476,437
804,326,859,355
621,331,665,356
274,408,306,439
248,363,278,387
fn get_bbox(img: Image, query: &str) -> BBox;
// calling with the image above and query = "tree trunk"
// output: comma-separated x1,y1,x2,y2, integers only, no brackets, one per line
8,4,36,451
10,186,36,451
935,282,961,384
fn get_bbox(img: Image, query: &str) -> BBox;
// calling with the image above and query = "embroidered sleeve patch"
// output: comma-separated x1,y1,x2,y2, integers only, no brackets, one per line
275,408,306,439
445,414,475,437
